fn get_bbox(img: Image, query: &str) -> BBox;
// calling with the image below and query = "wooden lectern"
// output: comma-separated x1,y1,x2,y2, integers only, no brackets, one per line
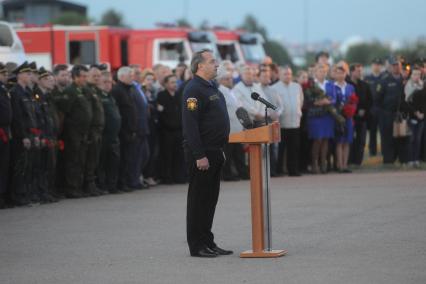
229,121,288,258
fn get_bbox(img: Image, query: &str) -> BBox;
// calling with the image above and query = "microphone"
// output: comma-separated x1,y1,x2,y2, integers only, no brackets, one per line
235,107,254,129
251,92,277,110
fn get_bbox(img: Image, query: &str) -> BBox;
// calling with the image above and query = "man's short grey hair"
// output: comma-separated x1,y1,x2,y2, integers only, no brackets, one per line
238,63,252,75
190,49,213,74
216,63,232,81
117,66,133,79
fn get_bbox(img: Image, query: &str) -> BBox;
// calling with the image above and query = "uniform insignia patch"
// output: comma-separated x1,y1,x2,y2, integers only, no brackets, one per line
209,94,220,101
187,98,198,111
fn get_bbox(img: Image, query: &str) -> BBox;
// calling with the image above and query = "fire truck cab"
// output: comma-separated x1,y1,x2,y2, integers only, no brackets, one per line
0,21,26,64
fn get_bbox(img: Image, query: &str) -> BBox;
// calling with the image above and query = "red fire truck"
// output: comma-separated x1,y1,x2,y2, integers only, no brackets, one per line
214,29,266,65
16,24,221,70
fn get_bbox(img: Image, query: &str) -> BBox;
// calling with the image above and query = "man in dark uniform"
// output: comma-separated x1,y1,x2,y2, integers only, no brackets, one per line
9,62,39,206
0,63,12,208
376,57,409,164
348,63,373,166
84,65,105,196
56,65,93,198
97,71,121,194
31,67,58,203
365,58,383,156
183,49,232,258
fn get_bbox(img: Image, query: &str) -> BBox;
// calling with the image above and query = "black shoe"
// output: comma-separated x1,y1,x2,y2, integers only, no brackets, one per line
223,176,240,181
342,169,352,173
63,190,83,199
289,172,302,177
209,246,233,255
190,247,218,258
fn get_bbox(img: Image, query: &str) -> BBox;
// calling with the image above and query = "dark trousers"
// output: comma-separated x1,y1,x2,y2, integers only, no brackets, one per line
408,120,424,162
84,134,102,191
350,120,367,165
144,127,160,179
378,110,409,163
222,143,247,179
9,140,32,204
186,149,225,253
63,130,88,193
160,130,185,183
118,137,137,189
0,139,10,205
278,128,301,175
98,139,120,191
368,108,379,155
128,137,149,186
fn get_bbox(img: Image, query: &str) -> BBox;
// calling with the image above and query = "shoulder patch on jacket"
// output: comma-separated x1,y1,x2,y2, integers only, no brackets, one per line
186,97,198,111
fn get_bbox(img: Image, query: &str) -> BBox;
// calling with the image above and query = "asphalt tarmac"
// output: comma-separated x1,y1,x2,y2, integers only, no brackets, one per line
1,170,425,284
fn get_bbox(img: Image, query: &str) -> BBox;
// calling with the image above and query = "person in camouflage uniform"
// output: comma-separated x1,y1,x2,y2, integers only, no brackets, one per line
84,65,105,196
96,71,121,193
56,65,93,198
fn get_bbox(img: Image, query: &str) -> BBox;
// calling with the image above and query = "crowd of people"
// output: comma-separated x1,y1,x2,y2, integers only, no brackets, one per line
1,51,425,209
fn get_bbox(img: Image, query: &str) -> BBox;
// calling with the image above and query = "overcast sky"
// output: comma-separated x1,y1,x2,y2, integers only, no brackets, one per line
74,0,426,43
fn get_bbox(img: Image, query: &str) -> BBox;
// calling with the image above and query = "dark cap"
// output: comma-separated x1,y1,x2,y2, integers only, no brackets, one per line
0,62,7,74
371,58,383,65
38,67,51,79
12,61,32,75
29,61,37,72
388,56,399,65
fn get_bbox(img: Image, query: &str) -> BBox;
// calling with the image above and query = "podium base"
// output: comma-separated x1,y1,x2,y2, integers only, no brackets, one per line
240,249,288,258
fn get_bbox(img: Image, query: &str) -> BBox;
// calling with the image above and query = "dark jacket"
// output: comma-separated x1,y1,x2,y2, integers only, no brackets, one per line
157,89,183,131
112,81,138,142
347,78,373,121
182,75,230,160
98,89,121,143
10,83,38,139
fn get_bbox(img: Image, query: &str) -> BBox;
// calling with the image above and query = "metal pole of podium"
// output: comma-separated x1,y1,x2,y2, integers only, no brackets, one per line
263,107,272,251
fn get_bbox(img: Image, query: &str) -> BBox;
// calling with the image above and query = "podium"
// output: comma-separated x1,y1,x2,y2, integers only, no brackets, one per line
229,121,287,258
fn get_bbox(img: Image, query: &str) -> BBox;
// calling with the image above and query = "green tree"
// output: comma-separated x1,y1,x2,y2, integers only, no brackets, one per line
99,9,126,27
396,39,426,63
238,14,292,66
345,42,390,65
238,14,268,40
51,11,89,25
176,18,192,28
264,40,293,66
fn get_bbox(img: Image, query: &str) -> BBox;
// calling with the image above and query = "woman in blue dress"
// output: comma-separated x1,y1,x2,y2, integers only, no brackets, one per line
306,63,338,173
333,66,357,173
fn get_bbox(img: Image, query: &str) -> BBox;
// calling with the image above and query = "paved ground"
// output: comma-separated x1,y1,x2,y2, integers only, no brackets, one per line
1,169,426,284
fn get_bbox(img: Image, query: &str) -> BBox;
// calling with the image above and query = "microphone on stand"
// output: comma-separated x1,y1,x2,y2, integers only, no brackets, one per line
251,92,277,110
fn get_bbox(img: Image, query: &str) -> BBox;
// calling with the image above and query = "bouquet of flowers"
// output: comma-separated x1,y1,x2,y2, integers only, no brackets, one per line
342,93,359,118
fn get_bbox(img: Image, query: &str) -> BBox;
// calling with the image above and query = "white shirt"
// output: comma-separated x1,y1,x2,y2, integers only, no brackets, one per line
232,81,264,121
272,80,304,129
219,85,243,134
259,83,283,121
315,79,328,92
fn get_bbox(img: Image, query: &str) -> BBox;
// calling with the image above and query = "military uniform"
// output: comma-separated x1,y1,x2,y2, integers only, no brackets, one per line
84,83,105,195
376,71,409,164
365,72,383,156
9,62,39,205
182,75,230,255
0,71,12,208
57,82,93,198
97,88,121,193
